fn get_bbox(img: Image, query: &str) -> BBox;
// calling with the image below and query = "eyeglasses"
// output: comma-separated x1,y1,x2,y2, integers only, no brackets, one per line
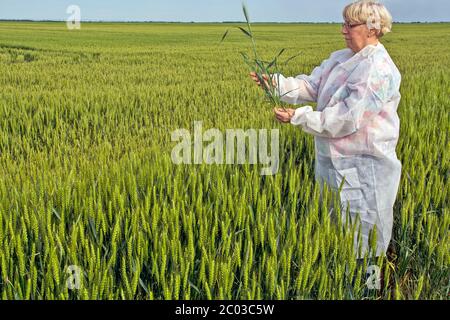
342,22,365,29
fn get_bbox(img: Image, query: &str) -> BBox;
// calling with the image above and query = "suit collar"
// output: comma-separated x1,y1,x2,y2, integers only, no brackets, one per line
339,42,385,72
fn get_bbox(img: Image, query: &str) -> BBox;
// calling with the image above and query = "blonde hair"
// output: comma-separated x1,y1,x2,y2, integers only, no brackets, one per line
343,0,393,37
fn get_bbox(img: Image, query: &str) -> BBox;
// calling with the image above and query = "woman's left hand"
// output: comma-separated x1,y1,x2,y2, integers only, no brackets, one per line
273,108,295,123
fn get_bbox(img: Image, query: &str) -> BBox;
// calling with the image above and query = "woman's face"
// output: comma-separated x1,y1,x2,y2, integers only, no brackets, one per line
341,21,377,53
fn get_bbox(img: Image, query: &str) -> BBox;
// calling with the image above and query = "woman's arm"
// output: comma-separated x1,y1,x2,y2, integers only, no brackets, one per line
250,57,330,104
289,61,395,138
274,58,330,105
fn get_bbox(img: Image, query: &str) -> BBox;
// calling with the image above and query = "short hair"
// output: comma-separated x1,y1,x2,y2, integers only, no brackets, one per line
343,0,393,37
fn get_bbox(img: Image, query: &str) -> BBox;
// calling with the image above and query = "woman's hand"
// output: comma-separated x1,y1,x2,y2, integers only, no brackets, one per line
273,107,295,123
250,72,276,90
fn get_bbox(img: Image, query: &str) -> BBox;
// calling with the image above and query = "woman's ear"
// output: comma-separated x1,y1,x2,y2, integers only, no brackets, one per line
368,28,380,38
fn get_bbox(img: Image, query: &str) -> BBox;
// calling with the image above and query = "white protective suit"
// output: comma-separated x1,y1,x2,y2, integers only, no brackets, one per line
276,42,402,258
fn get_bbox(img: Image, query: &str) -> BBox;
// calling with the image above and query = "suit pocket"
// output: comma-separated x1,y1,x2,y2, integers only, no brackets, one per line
334,167,361,190
330,167,364,211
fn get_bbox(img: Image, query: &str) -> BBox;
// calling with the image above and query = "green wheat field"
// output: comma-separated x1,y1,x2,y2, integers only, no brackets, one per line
0,22,448,300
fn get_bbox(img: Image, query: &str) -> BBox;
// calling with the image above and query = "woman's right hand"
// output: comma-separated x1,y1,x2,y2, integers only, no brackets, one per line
250,72,276,90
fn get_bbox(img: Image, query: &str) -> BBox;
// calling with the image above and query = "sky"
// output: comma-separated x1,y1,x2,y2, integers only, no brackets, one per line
0,0,449,23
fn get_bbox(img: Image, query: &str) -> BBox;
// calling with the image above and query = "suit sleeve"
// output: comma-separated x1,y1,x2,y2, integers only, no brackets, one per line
273,57,330,104
290,60,395,138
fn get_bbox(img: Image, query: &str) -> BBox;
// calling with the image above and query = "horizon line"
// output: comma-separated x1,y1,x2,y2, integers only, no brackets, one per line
0,19,449,24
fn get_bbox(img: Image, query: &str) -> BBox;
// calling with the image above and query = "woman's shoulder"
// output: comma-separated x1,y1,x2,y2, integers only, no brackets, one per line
368,46,401,82
329,48,354,62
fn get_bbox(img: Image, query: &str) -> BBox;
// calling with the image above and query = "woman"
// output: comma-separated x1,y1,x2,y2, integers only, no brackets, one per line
251,0,402,258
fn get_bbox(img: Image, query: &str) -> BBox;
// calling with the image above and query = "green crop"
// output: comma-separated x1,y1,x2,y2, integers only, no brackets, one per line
0,21,448,300
221,4,302,109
